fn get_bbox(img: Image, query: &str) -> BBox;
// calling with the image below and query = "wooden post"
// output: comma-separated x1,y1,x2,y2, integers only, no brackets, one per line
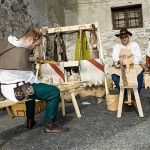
6,106,13,119
95,21,109,95
50,78,53,85
35,63,40,78
64,70,68,82
70,90,81,118
38,46,42,79
58,78,61,87
79,28,82,61
95,20,104,61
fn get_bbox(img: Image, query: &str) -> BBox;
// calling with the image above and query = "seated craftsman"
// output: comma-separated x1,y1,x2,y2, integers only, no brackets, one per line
0,28,69,134
111,28,144,107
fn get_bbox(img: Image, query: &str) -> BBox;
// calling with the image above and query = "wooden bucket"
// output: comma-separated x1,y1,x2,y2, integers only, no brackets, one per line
106,94,119,111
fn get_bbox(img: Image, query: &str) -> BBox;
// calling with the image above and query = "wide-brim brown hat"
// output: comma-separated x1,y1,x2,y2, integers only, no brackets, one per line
115,28,132,37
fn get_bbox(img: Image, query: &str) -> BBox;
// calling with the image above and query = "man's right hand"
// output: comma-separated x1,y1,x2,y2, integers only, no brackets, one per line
29,56,39,62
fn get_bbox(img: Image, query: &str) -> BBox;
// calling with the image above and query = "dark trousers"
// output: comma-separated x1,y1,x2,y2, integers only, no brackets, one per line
112,71,143,96
25,83,60,123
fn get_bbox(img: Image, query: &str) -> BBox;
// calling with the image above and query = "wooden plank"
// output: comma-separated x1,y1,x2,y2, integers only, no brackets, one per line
0,98,30,108
133,88,144,117
120,82,138,87
63,61,79,67
9,100,46,117
6,106,13,119
117,88,124,118
37,59,58,65
53,81,90,86
58,83,81,92
46,22,99,34
70,91,81,118
120,65,138,87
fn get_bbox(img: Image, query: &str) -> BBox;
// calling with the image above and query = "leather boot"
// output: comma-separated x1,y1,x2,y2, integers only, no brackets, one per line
131,95,137,109
44,123,69,134
26,119,37,129
132,100,137,109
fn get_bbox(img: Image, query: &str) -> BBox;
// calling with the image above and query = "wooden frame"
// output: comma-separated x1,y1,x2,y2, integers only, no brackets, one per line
117,65,144,118
41,21,109,95
41,21,104,63
0,21,109,118
111,4,143,29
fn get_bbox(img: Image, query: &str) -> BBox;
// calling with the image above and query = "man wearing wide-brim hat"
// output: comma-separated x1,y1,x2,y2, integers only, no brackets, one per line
111,27,144,108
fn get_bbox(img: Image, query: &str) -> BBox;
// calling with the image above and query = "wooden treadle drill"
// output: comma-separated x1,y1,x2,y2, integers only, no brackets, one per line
121,58,134,105
120,62,128,86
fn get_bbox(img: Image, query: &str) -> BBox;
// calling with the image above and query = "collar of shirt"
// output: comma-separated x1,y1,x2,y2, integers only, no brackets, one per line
8,35,26,48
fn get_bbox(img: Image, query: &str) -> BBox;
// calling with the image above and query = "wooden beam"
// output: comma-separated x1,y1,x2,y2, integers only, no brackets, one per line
46,22,99,34
63,61,79,67
37,59,58,65
0,98,31,108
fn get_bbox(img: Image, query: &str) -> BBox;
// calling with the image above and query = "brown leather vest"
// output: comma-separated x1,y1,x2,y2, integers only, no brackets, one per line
0,39,32,71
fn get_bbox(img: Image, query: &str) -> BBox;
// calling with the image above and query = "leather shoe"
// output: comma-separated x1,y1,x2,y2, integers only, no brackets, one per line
132,101,137,109
26,119,36,129
44,123,69,134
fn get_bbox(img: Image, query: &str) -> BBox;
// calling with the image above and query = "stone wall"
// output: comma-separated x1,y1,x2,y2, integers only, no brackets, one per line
64,0,150,76
0,0,65,41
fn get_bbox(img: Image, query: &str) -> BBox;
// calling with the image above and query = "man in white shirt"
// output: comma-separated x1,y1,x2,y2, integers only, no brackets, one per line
112,28,143,107
0,28,69,134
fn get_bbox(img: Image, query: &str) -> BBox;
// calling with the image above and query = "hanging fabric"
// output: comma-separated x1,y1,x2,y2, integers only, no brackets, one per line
75,32,91,60
89,24,98,50
54,33,68,62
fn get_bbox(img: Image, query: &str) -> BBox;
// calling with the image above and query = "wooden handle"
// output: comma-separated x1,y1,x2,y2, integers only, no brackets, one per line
37,59,58,65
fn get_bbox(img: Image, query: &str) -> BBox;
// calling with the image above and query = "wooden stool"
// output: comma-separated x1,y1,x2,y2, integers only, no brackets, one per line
0,98,32,118
117,65,144,118
59,82,82,118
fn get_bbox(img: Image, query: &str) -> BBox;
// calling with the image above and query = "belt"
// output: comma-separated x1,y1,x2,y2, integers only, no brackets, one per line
0,81,24,85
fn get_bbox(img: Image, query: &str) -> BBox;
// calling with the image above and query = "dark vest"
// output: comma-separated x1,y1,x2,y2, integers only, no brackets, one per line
0,39,32,71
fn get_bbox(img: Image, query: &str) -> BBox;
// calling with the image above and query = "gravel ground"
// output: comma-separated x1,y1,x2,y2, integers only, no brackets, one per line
1,88,150,150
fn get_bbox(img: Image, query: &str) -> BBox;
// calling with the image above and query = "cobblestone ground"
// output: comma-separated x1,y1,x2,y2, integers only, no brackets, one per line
1,88,150,150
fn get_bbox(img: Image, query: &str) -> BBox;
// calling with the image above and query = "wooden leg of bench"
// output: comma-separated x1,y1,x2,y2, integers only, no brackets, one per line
61,92,65,116
133,88,144,117
117,88,124,118
70,91,81,118
6,106,13,119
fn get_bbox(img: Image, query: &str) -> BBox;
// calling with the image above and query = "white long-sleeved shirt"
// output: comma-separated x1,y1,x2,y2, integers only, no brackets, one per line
0,36,39,102
112,42,142,67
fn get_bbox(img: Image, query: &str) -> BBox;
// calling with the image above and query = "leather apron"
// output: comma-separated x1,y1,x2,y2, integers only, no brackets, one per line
112,48,142,76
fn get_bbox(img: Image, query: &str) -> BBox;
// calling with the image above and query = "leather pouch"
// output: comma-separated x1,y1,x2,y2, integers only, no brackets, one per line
21,82,34,97
14,82,34,101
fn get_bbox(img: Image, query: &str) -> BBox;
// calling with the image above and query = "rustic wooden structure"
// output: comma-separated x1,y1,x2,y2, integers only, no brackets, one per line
37,60,83,118
39,21,109,117
41,20,109,95
0,21,108,119
0,81,83,118
117,62,144,118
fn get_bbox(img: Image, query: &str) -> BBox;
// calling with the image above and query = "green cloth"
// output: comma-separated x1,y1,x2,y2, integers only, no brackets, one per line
25,83,60,123
75,32,91,60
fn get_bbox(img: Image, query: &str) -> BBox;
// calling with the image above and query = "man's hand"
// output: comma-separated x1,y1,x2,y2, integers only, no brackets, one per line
118,57,124,65
29,56,39,62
